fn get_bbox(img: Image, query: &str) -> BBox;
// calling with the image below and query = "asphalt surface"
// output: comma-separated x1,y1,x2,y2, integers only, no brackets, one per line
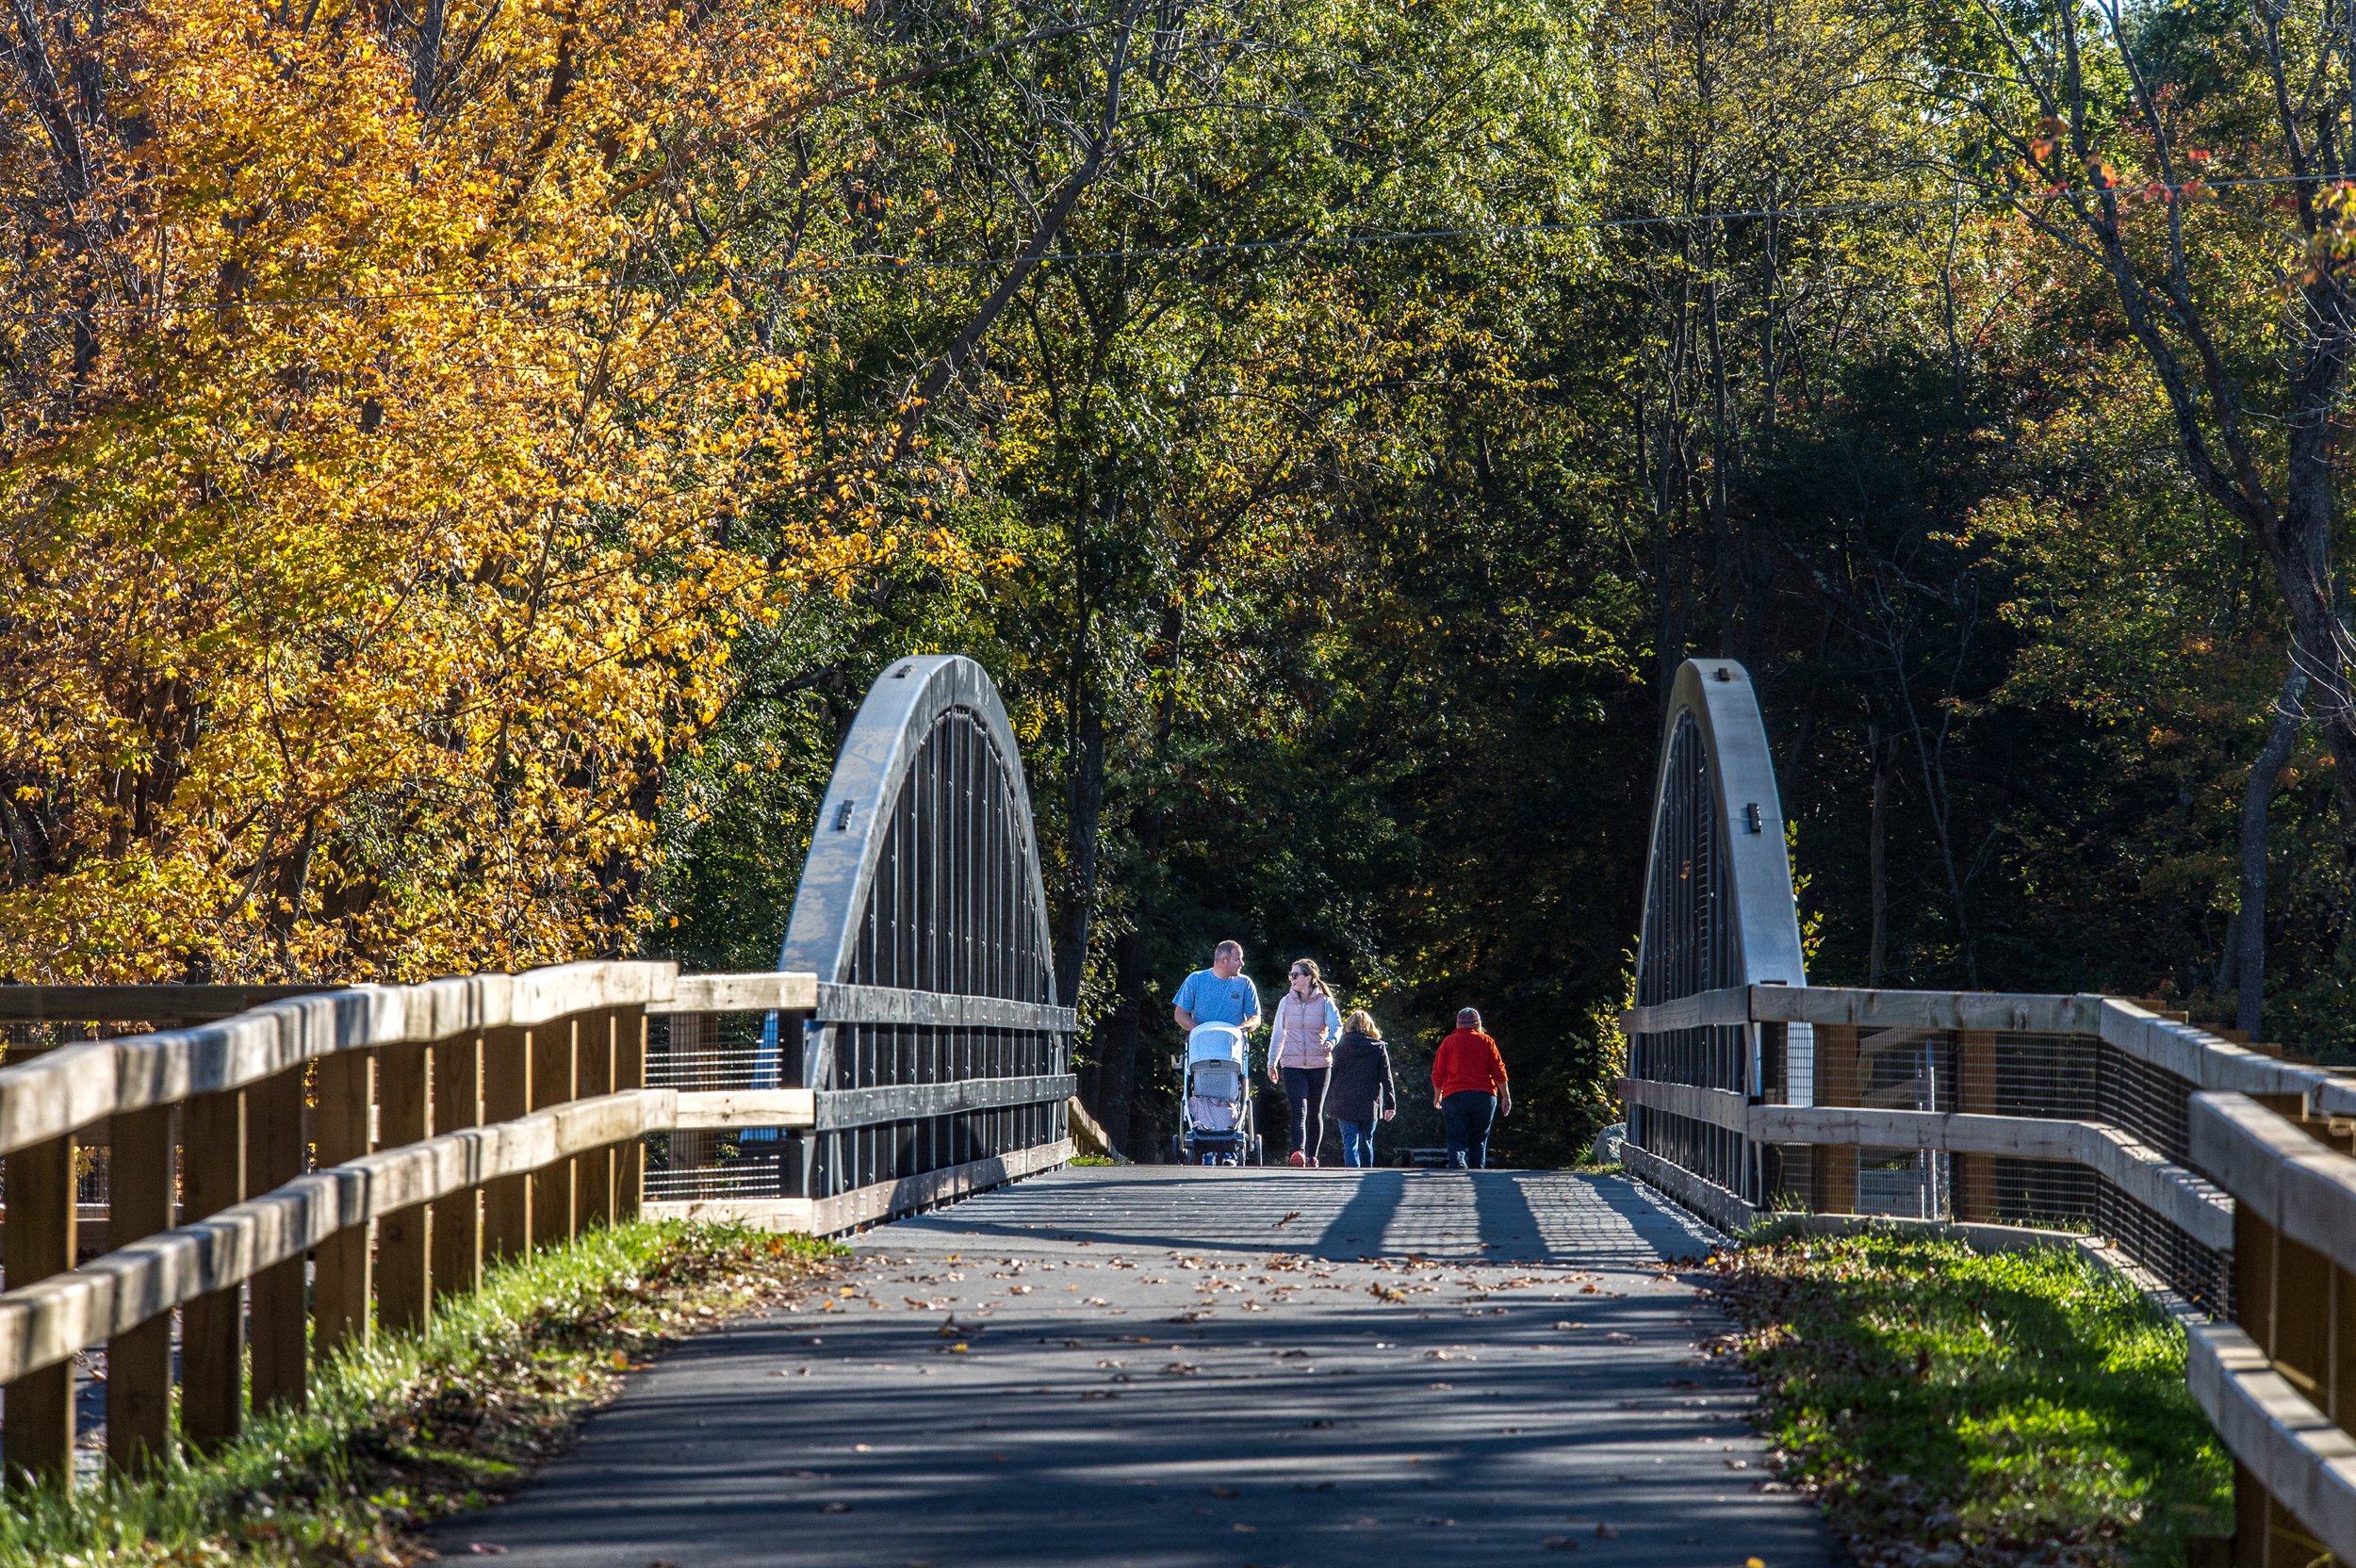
424,1167,1841,1567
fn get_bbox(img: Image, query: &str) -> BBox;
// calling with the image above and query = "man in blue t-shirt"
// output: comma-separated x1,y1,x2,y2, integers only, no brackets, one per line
1172,939,1263,1033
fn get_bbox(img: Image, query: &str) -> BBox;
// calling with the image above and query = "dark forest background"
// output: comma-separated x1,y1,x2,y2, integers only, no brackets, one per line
624,0,2356,1166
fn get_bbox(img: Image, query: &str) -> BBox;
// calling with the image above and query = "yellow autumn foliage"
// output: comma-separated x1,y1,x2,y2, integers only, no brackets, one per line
0,0,839,980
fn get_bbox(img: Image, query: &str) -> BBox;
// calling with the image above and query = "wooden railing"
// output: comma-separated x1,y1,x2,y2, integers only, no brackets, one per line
1622,982,2356,1563
1619,986,2356,1308
0,962,1073,1489
2186,1089,2356,1566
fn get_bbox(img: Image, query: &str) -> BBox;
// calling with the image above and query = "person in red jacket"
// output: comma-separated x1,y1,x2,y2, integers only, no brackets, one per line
1431,1008,1511,1168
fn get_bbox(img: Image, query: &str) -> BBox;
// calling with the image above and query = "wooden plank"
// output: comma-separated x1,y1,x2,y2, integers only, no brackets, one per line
813,983,1075,1034
1,1114,75,1488
374,1041,431,1336
0,1090,676,1385
247,1063,309,1413
645,1136,1075,1237
531,1017,577,1248
480,1026,532,1263
2186,1321,2356,1567
1816,1022,1860,1109
2335,1262,2356,1434
2196,1091,2356,1279
615,1009,646,1224
105,1102,174,1476
1752,986,2102,1035
810,1072,1077,1132
0,985,326,1021
643,1196,818,1230
1954,1030,1997,1224
1616,986,1752,1037
178,1086,245,1453
1754,1105,2232,1249
0,960,680,1163
574,1010,615,1231
431,1034,483,1302
311,1050,372,1359
1616,1077,1748,1133
648,972,819,1014
1619,1142,1757,1235
672,1088,818,1130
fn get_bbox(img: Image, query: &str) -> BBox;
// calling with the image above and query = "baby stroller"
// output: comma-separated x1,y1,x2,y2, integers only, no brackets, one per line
1172,1021,1263,1166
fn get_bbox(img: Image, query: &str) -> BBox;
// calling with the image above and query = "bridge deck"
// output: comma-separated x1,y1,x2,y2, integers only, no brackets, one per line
427,1168,1838,1567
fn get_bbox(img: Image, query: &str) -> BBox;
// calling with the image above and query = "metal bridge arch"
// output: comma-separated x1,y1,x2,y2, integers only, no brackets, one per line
1628,659,1807,1203
760,654,1074,1206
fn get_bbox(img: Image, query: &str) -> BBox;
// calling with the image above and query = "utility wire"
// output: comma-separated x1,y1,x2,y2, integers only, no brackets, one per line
55,169,2334,316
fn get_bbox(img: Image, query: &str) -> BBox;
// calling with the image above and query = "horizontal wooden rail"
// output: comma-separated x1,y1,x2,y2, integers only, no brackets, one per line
0,1089,674,1385
1619,1075,2232,1250
673,1088,817,1129
2187,1323,2356,1565
646,972,817,1015
0,963,1076,1488
811,1071,1077,1131
814,983,1077,1033
2192,1091,2356,1276
2177,1091,2356,1564
0,986,329,1021
0,962,678,1162
647,1136,1073,1234
1621,986,2355,1113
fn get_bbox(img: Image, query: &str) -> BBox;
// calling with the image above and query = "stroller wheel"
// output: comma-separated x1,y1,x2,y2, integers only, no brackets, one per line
1170,1134,1185,1165
1249,1135,1265,1166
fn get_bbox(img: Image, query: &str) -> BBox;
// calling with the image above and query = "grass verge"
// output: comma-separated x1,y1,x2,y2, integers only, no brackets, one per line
4,1220,840,1568
1707,1226,2229,1568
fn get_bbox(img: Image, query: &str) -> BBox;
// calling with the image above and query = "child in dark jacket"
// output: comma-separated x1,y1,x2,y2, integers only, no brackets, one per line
1327,1010,1398,1168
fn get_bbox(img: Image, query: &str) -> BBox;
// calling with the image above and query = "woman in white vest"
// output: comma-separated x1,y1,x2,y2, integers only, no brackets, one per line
1267,958,1342,1167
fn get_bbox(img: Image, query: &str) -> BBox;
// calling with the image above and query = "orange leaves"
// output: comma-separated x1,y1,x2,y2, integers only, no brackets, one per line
0,0,835,981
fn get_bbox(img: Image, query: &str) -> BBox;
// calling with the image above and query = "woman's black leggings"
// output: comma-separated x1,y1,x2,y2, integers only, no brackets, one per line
1281,1065,1330,1160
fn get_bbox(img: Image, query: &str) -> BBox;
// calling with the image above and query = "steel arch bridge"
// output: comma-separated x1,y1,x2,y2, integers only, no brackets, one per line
1627,658,1808,1209
651,654,1077,1221
777,654,1074,1205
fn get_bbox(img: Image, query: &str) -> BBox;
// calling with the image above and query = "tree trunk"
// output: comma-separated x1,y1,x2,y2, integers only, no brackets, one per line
1097,925,1153,1156
2233,667,2308,1038
1869,724,1892,988
1053,694,1105,1013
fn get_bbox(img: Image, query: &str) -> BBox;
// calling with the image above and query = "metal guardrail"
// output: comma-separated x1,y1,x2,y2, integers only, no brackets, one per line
0,962,1073,1491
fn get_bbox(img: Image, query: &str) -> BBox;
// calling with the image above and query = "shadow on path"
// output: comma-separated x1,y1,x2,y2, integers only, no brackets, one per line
420,1167,1829,1568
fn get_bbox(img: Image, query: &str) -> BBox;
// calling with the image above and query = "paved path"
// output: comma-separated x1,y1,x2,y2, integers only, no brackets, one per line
427,1168,1840,1568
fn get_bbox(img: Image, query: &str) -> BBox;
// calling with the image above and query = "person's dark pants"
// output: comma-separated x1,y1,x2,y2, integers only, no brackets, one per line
1337,1119,1378,1168
1282,1066,1330,1161
1441,1090,1497,1168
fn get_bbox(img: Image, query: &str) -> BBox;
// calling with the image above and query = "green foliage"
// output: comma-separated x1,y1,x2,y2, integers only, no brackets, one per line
3,1222,836,1567
1710,1230,2230,1567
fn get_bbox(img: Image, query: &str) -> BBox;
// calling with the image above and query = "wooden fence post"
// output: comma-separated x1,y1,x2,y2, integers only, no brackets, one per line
180,1086,247,1453
482,1026,532,1262
1954,1030,1997,1223
531,1017,577,1247
1,1040,77,1488
313,1050,373,1359
248,1061,309,1413
375,1040,433,1335
106,1099,175,1476
1809,1022,1859,1215
432,1033,483,1303
615,1006,646,1222
576,1009,615,1231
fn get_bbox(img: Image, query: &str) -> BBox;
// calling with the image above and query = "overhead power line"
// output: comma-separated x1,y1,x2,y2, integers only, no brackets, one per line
59,170,2332,317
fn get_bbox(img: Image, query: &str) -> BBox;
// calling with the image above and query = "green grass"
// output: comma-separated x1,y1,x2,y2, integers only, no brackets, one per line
5,1220,839,1567
1709,1226,2230,1568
